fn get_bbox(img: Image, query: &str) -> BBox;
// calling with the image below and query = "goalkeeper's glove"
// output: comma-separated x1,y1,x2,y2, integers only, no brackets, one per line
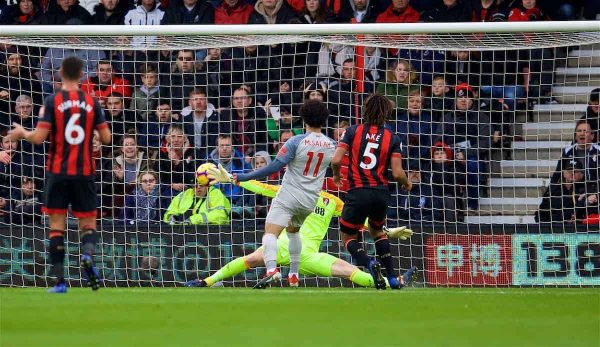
383,225,413,240
207,163,234,184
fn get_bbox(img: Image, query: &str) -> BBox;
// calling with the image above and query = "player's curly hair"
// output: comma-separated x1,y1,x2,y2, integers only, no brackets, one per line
299,99,329,128
362,93,393,126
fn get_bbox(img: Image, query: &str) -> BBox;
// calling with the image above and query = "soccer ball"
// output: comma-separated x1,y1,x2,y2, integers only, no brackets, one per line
196,162,217,186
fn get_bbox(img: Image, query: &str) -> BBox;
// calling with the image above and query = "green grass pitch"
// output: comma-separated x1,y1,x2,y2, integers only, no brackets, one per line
0,287,598,347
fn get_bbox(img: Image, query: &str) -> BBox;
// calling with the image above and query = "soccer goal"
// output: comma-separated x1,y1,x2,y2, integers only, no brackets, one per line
0,22,599,288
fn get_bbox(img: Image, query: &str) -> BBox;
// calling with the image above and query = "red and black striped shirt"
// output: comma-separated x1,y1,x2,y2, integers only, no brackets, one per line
37,90,107,178
338,123,402,190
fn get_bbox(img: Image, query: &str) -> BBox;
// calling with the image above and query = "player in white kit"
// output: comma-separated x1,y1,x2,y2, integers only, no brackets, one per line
208,100,335,288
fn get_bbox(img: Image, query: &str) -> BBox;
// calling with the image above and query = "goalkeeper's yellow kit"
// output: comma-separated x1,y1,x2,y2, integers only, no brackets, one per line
204,180,377,287
239,180,344,276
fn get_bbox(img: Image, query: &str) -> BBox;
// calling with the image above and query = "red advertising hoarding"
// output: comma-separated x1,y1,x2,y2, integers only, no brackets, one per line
425,234,512,286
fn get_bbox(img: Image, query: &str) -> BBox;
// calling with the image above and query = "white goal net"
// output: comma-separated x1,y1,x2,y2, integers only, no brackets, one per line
0,23,599,288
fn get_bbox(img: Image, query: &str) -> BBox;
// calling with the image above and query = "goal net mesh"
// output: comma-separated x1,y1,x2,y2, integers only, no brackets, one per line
1,26,599,288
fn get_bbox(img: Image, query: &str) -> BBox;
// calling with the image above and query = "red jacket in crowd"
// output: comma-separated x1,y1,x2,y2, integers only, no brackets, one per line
214,0,254,24
286,0,305,13
508,5,549,21
376,3,420,23
81,76,132,101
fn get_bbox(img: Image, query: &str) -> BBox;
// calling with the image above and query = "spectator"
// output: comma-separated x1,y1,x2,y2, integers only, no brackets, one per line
163,174,231,225
104,92,137,147
303,80,328,103
161,0,214,24
0,48,42,127
508,0,549,21
3,175,41,225
113,134,151,188
424,74,454,123
444,50,481,86
397,48,446,87
328,58,368,121
91,129,115,217
362,46,385,91
427,142,466,222
10,95,36,130
154,124,197,200
81,60,132,102
132,63,162,121
536,160,587,223
122,170,164,225
41,0,93,24
479,49,528,111
337,0,379,23
247,0,297,24
160,49,206,111
316,42,354,79
231,46,271,103
253,149,280,182
0,130,25,199
139,99,181,152
251,150,274,217
266,104,303,144
92,0,131,24
110,46,148,86
182,87,221,159
0,0,43,24
124,0,164,24
376,0,420,23
555,120,600,186
392,89,434,166
298,0,332,23
472,0,508,22
581,87,599,139
376,59,417,112
214,0,254,24
397,169,433,222
293,0,335,78
111,134,152,212
269,128,294,156
124,0,164,46
210,134,254,218
220,86,269,160
423,0,473,22
438,83,491,210
202,48,232,108
268,80,300,109
39,48,105,96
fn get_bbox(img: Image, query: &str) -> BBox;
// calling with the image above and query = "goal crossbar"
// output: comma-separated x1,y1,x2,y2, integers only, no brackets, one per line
1,22,599,36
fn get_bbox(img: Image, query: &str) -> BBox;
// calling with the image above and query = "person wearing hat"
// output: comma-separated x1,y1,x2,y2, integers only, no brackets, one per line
437,82,491,210
535,159,587,223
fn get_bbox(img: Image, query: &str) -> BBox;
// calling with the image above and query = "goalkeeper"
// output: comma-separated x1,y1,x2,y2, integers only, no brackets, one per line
185,177,416,289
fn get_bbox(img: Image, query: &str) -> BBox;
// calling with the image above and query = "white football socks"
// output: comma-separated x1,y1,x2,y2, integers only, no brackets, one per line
262,233,278,272
287,231,301,276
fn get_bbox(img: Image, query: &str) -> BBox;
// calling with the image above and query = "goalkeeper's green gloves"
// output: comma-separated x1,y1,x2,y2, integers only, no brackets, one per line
207,163,234,184
383,226,413,240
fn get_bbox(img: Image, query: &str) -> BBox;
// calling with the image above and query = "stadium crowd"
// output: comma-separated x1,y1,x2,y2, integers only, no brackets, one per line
0,0,599,225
